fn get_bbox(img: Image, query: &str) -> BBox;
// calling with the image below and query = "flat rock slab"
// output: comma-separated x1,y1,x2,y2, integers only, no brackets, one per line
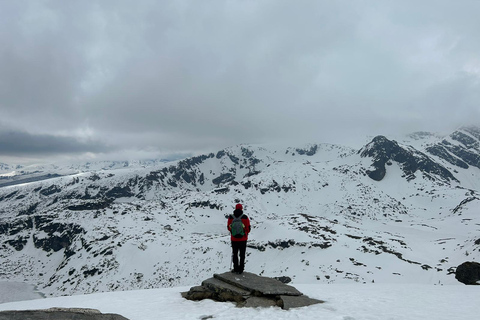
279,295,325,310
0,308,129,320
202,277,251,297
214,272,302,296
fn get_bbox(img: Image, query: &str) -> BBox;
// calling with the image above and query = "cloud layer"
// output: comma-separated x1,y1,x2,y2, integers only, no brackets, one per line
1,0,480,163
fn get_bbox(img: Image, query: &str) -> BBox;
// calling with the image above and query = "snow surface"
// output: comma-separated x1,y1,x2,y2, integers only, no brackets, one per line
0,282,479,320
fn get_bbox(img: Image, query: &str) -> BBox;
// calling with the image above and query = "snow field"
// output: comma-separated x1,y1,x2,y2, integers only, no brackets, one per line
1,283,479,320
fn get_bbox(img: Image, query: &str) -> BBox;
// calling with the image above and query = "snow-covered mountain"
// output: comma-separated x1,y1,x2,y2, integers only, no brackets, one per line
0,159,177,188
0,127,479,297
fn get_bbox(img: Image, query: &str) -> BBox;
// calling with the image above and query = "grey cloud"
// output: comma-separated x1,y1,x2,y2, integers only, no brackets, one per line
1,1,479,162
0,129,113,156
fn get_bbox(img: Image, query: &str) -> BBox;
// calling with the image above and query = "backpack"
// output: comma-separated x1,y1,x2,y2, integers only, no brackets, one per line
231,214,245,238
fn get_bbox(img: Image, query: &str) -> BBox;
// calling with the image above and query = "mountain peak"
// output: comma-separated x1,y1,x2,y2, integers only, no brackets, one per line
425,126,480,171
360,135,457,182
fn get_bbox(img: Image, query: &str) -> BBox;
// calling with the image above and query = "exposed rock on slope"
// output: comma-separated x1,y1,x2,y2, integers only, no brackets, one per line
426,126,480,170
360,136,457,182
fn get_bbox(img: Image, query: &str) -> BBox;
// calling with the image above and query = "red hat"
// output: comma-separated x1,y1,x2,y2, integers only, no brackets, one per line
235,203,243,210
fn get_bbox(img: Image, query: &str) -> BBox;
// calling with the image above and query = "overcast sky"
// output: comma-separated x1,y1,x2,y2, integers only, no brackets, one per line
1,0,479,164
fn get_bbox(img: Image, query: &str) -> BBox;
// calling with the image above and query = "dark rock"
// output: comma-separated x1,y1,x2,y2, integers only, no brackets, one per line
463,126,480,141
105,186,134,199
213,187,229,194
6,237,28,251
188,201,222,210
183,272,323,310
243,296,278,308
0,308,129,320
212,173,235,186
32,218,84,253
67,200,113,211
451,131,479,149
455,261,480,285
18,202,39,216
244,171,261,179
214,272,302,296
296,145,318,156
2,190,19,200
181,286,213,301
201,277,249,302
0,217,33,236
452,197,478,214
83,268,100,277
273,276,292,284
360,136,457,182
267,239,296,250
40,185,62,196
87,174,102,181
259,180,283,194
426,144,469,169
279,295,325,310
426,127,480,170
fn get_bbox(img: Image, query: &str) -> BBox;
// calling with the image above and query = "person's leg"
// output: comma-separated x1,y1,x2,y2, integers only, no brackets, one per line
238,241,247,273
232,241,240,272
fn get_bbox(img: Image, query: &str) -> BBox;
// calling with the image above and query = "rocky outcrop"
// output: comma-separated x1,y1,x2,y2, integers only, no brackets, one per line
182,272,324,310
426,126,480,170
360,136,457,182
455,261,480,285
0,308,129,320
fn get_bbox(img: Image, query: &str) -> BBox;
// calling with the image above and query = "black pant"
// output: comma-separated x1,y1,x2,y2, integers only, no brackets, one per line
231,241,247,272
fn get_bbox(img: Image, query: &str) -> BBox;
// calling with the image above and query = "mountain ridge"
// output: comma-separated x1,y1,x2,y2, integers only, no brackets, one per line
0,127,479,297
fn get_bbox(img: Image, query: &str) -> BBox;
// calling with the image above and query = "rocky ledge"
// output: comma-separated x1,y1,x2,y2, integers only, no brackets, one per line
0,307,129,320
182,272,324,310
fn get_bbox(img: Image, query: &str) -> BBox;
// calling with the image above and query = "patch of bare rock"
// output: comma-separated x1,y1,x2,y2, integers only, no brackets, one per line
0,307,129,320
182,271,324,310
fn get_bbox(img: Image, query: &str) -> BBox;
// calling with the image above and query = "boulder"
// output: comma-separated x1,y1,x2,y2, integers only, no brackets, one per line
182,272,324,309
455,261,480,285
273,276,292,284
0,308,129,320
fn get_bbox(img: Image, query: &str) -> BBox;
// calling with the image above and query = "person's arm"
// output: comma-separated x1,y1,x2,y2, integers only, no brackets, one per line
227,217,233,232
244,217,251,234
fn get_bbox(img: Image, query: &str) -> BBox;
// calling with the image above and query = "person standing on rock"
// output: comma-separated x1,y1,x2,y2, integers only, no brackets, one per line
227,203,251,274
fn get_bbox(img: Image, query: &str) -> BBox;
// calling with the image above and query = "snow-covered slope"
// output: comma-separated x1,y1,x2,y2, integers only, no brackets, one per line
2,284,480,320
0,159,175,188
0,128,479,297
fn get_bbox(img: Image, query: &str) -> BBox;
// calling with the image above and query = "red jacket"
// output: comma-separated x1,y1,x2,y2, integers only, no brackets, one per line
227,209,251,242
